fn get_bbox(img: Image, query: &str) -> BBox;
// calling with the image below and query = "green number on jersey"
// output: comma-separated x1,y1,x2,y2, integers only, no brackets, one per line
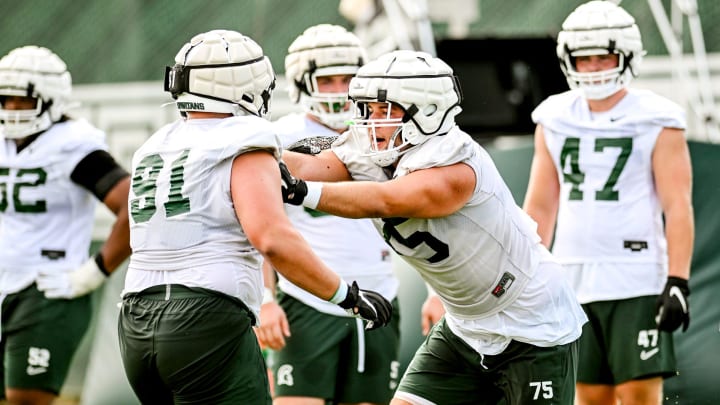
382,217,449,263
0,167,48,213
130,150,191,223
559,137,633,201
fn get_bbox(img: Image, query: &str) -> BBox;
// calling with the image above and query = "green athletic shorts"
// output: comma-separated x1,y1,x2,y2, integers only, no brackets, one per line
395,318,578,405
0,284,92,395
578,295,677,384
119,284,270,405
271,291,400,403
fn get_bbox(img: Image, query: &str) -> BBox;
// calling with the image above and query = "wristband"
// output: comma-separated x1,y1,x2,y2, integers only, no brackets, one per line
329,280,349,304
262,287,275,305
302,181,323,210
94,252,110,276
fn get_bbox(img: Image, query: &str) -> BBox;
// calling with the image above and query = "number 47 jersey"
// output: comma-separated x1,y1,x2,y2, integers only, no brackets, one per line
532,88,686,268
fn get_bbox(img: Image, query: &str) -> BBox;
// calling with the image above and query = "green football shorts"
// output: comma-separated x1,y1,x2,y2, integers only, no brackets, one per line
0,284,92,395
271,291,400,403
119,284,270,405
395,318,579,405
577,295,677,384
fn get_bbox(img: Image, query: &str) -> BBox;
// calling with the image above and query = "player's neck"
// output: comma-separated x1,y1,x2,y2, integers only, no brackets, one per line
587,88,628,113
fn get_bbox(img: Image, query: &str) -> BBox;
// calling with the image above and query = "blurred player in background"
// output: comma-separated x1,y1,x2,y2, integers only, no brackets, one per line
0,45,131,405
118,29,392,404
523,2,694,404
255,24,401,405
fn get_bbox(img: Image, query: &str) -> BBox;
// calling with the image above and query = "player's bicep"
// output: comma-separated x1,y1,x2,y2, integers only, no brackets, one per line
282,149,350,182
653,127,692,210
383,163,475,218
230,151,286,244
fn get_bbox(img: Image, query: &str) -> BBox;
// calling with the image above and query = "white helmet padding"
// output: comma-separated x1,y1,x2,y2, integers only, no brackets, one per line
284,24,366,129
0,46,72,139
165,30,275,118
348,50,462,167
556,0,645,100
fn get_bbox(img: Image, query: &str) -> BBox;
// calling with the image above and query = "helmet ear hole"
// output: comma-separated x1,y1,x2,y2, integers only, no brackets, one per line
423,104,437,116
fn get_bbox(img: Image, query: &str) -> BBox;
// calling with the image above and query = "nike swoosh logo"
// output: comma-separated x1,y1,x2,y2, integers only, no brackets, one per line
610,115,625,122
669,286,688,313
26,366,47,376
640,348,659,361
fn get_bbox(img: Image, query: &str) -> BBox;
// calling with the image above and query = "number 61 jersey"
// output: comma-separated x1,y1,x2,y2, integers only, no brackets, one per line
532,88,685,297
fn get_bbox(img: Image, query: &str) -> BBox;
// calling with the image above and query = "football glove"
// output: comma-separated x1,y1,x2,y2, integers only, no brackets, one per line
279,161,307,205
655,276,690,332
337,281,393,330
287,135,338,155
36,256,108,299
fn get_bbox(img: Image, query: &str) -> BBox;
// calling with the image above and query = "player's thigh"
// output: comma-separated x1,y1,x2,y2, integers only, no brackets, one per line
122,285,271,404
499,340,579,405
603,296,676,383
272,293,351,398
576,303,614,385
337,298,401,404
394,319,503,405
3,285,91,393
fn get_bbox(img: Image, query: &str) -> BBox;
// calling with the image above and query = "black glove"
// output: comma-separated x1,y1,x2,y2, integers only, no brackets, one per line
655,276,690,332
337,281,393,331
279,161,307,205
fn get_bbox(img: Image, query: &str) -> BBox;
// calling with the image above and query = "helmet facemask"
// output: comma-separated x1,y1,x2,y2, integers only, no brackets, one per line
0,46,72,139
556,1,644,100
300,66,356,130
0,95,52,139
284,24,367,130
349,101,420,167
562,49,632,100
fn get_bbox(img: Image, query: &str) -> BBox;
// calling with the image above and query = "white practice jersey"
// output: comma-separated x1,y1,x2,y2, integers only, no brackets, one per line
0,120,106,294
333,127,586,353
124,116,281,320
273,113,397,317
532,88,686,303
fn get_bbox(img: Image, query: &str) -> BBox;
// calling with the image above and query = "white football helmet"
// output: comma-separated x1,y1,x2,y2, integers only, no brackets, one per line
557,0,644,100
348,50,462,167
165,29,275,118
284,24,366,129
0,46,72,139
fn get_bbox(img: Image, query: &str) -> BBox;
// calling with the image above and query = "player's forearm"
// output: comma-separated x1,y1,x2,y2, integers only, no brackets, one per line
664,203,694,280
258,225,341,301
315,181,394,219
283,150,348,182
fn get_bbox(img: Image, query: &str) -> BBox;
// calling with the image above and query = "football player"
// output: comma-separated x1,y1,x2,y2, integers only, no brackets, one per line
279,49,588,405
523,1,693,404
256,24,401,405
0,45,131,405
118,29,392,404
